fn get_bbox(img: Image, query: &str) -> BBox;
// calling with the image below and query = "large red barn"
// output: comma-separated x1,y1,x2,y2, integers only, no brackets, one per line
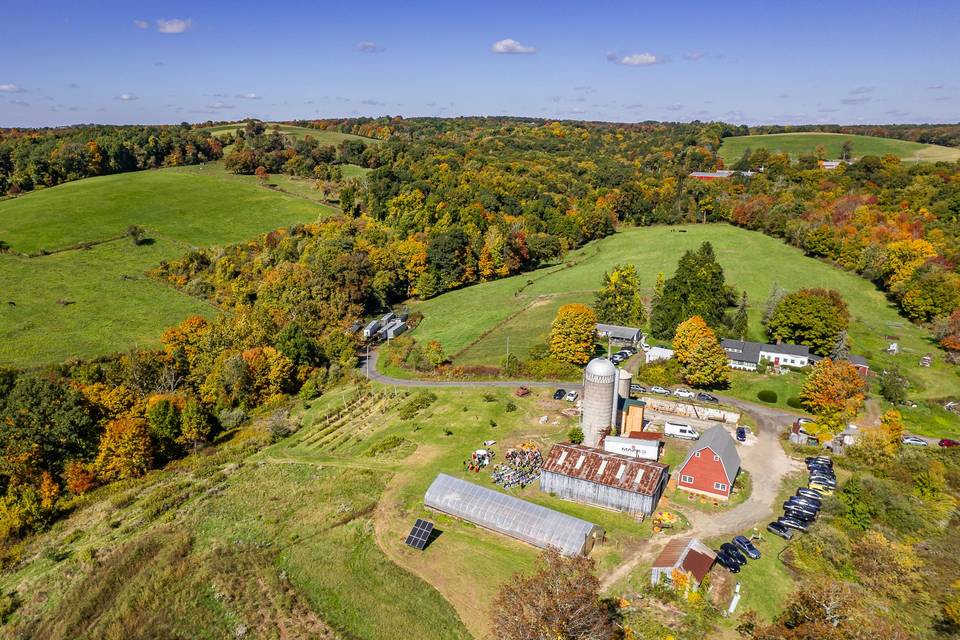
675,425,741,500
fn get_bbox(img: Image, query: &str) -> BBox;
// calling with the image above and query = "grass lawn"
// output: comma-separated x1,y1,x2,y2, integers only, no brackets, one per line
726,370,808,412
411,224,957,401
204,122,378,146
718,132,960,164
0,163,340,367
897,400,960,439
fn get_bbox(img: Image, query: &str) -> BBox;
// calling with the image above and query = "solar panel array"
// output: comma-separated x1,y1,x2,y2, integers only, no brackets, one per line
405,518,435,550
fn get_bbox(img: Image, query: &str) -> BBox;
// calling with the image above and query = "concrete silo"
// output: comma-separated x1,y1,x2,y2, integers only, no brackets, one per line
582,358,618,448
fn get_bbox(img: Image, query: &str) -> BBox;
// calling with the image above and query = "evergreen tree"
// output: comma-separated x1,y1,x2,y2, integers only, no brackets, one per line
731,291,749,339
649,242,733,339
761,282,787,326
593,264,645,327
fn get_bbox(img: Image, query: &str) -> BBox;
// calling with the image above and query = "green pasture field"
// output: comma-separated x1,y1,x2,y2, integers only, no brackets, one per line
0,164,338,367
718,132,960,164
410,224,960,402
204,122,378,146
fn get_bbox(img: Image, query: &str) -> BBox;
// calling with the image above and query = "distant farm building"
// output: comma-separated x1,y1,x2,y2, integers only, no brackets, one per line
540,443,669,516
846,354,870,376
602,433,662,462
650,537,716,590
675,425,741,500
644,346,674,364
596,323,643,346
423,473,604,556
689,170,756,181
721,339,812,370
818,160,847,170
359,311,408,342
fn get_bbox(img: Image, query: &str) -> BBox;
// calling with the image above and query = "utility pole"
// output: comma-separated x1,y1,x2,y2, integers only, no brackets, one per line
506,336,510,369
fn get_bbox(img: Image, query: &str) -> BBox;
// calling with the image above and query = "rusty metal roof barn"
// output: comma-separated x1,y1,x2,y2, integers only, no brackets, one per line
423,473,604,556
540,444,669,516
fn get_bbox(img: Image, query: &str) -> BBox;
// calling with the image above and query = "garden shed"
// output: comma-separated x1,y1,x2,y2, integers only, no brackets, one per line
423,473,604,556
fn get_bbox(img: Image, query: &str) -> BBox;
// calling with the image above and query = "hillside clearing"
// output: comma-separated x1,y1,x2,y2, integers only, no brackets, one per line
718,132,960,164
204,122,378,146
409,224,959,401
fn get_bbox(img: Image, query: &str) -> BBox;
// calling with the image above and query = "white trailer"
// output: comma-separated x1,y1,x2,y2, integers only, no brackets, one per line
602,435,661,461
664,422,700,440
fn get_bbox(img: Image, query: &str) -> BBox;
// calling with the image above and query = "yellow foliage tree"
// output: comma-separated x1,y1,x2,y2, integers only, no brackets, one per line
800,358,865,418
94,418,154,481
672,316,730,388
549,304,597,365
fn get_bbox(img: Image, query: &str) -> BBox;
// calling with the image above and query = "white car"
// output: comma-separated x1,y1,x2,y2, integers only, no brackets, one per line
650,386,671,395
797,417,815,425
673,388,695,399
901,435,928,446
565,390,579,402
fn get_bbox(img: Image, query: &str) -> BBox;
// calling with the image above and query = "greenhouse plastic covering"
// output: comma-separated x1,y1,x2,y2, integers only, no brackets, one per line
424,473,602,556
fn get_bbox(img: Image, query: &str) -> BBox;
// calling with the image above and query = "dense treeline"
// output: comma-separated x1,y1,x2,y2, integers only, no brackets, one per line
0,124,223,195
741,123,960,148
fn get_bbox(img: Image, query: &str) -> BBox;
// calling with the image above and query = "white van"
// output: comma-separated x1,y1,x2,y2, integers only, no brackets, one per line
664,422,700,440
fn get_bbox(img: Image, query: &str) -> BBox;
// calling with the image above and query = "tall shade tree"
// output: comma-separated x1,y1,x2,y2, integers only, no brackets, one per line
549,304,597,365
767,288,850,357
672,316,730,388
94,418,154,481
593,264,645,327
650,241,734,339
731,291,749,339
800,358,865,418
492,548,614,640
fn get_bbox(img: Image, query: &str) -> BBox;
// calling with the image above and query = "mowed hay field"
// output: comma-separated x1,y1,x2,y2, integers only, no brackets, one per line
410,224,960,400
205,122,378,146
0,164,337,367
718,132,960,164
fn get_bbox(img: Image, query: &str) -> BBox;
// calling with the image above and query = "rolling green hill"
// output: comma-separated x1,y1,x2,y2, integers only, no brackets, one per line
409,224,959,401
718,132,960,164
0,164,338,367
205,122,378,146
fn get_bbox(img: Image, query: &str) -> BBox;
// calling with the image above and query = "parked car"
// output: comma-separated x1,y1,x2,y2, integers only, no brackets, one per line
650,386,671,395
808,482,834,495
611,354,626,364
630,383,646,394
553,389,566,400
797,417,815,425
784,506,816,523
939,438,960,448
901,435,928,446
777,516,809,532
736,427,747,442
732,535,761,560
807,462,833,474
565,390,579,402
696,392,719,404
515,386,530,397
805,456,833,467
673,388,696,399
791,493,821,509
808,477,836,489
808,472,836,484
796,488,824,501
783,500,818,517
785,496,820,512
714,550,742,573
767,521,795,540
622,346,637,355
664,422,700,440
720,542,748,565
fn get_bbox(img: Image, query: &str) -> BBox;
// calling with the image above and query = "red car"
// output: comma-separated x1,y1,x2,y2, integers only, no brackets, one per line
514,386,531,397
939,438,960,448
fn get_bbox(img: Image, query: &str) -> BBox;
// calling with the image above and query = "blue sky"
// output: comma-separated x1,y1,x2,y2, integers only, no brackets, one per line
2,0,958,127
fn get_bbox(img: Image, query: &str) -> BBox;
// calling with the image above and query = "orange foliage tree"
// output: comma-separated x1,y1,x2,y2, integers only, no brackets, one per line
800,359,865,432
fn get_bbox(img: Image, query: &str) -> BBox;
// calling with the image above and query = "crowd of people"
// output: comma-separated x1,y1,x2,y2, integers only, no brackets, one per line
491,443,543,489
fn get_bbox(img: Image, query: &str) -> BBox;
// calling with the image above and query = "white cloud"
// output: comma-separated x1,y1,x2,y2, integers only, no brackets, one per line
115,93,139,101
206,101,234,110
664,104,684,111
610,52,664,66
683,52,705,61
133,19,149,29
355,41,384,53
491,38,536,54
848,86,875,95
156,18,191,34
236,92,262,100
361,99,386,106
927,84,944,90
9,100,29,107
886,109,909,117
841,97,870,105
0,84,24,93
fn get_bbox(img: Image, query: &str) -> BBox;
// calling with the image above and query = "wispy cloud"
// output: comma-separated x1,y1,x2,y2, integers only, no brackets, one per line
0,84,25,93
361,99,386,106
115,93,139,101
573,85,595,93
777,93,790,99
9,99,29,107
67,82,80,89
608,52,665,66
206,101,234,110
355,41,384,53
848,86,875,95
664,104,684,111
156,18,191,34
236,92,262,100
841,97,871,105
491,38,536,54
624,103,644,109
927,84,944,90
885,109,909,117
133,19,149,29
683,52,704,61
935,96,952,102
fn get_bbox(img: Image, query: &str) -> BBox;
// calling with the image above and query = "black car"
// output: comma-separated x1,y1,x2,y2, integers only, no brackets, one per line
733,535,761,560
796,488,824,501
807,465,834,477
777,516,809,532
783,508,816,523
805,456,833,467
767,521,795,540
720,542,748,565
714,550,742,573
783,501,818,518
791,493,821,508
696,392,719,404
553,389,566,400
736,426,747,442
808,475,837,488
